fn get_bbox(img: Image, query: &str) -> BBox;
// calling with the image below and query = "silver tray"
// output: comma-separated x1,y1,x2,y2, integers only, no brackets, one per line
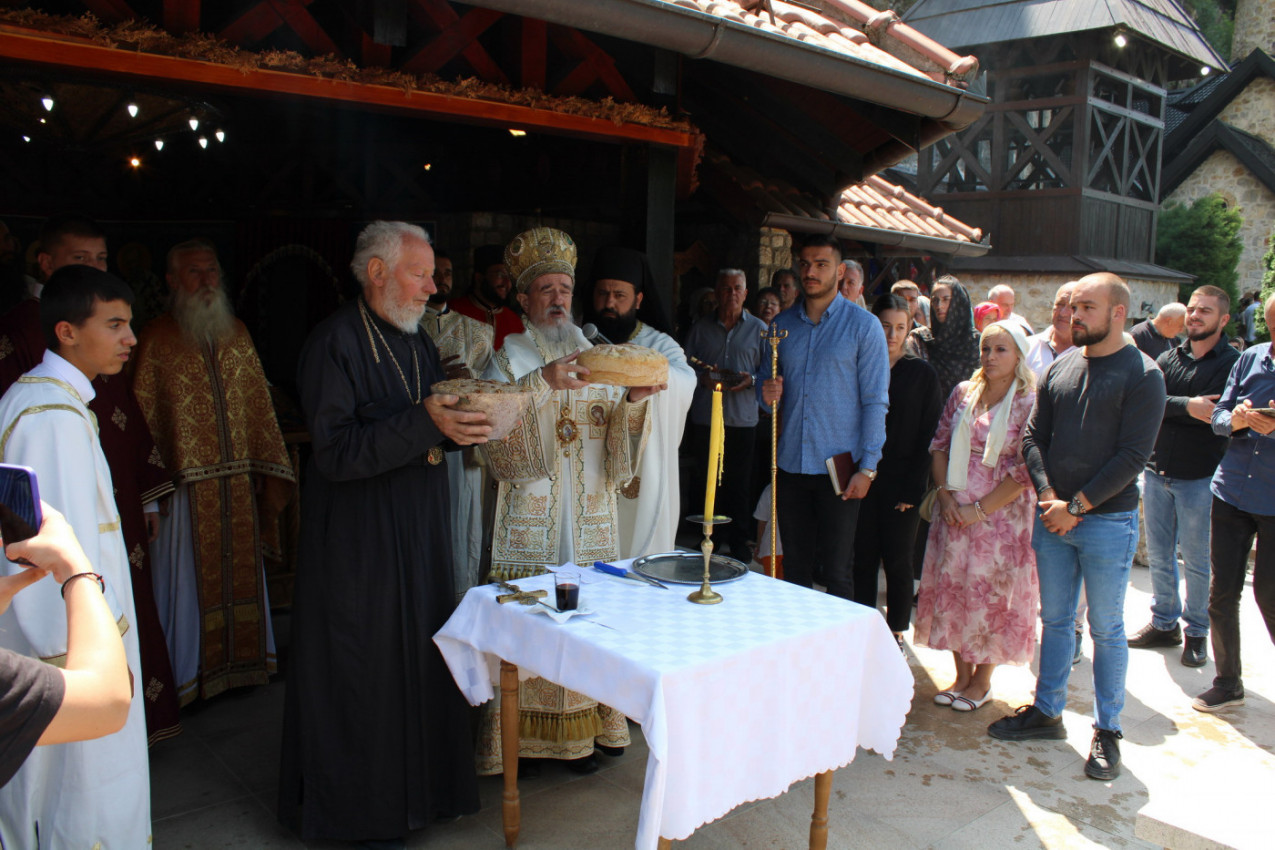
632,551,749,585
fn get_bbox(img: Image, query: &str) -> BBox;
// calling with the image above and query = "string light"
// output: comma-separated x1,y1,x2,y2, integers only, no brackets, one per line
215,129,225,143
1201,66,1211,76
154,139,164,151
198,136,208,149
41,95,54,111
508,129,527,137
188,117,200,131
1114,32,1127,48
127,102,139,118
21,135,30,143
423,163,432,171
129,156,141,168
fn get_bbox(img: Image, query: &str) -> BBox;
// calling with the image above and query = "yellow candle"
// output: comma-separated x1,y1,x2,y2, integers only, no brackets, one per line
703,383,724,520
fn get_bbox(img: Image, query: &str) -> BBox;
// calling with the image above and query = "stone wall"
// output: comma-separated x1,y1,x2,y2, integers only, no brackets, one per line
1218,77,1275,140
952,273,1178,330
1165,148,1275,295
1232,0,1275,62
757,227,793,290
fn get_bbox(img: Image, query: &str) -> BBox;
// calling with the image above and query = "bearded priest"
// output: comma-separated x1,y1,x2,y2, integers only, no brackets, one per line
475,228,664,775
132,239,295,704
582,246,695,556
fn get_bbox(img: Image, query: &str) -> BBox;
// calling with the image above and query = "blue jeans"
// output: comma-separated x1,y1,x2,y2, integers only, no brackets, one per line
1033,510,1139,732
1142,471,1212,637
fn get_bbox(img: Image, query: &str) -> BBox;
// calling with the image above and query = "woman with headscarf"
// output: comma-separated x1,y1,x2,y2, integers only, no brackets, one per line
907,275,982,402
914,321,1038,712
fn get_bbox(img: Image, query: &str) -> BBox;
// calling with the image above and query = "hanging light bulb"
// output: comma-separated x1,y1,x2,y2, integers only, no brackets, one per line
154,138,164,151
127,102,140,118
198,136,208,149
188,117,200,131
38,118,46,125
129,156,141,169
21,135,31,143
215,129,225,143
41,95,54,111
508,128,527,137
1114,32,1128,48
1201,66,1211,76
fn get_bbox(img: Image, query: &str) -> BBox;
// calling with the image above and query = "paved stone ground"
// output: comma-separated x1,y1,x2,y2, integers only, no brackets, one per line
150,564,1273,849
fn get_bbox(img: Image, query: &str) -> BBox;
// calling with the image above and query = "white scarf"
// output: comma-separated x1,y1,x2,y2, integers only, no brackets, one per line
946,321,1030,491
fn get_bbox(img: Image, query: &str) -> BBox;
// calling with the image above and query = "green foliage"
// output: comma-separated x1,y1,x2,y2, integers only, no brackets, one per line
1257,231,1274,341
1155,194,1244,326
1180,0,1235,61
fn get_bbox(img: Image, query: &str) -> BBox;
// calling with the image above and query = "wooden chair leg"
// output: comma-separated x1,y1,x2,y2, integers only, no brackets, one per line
809,770,832,850
501,661,521,847
657,838,673,849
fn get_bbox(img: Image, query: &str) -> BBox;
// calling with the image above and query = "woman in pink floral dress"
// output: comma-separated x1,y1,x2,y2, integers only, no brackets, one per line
915,321,1038,712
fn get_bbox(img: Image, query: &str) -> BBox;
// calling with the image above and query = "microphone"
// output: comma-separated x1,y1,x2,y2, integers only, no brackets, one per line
581,323,614,345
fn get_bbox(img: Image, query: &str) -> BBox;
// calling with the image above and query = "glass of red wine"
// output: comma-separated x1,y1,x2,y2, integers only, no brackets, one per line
554,570,580,611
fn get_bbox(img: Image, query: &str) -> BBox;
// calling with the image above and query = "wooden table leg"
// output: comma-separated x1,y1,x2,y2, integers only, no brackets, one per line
500,661,521,848
809,770,832,850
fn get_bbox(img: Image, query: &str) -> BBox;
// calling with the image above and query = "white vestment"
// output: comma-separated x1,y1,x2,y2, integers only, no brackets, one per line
481,323,650,576
617,322,695,557
421,307,494,600
0,357,151,849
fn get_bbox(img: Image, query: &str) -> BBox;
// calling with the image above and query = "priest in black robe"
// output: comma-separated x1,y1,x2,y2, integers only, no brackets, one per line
278,221,489,846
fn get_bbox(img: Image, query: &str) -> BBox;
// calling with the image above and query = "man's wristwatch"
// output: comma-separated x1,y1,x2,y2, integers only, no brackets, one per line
1067,496,1087,517
861,469,877,481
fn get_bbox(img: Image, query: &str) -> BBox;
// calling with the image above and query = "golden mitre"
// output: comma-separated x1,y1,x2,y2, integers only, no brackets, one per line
505,227,577,293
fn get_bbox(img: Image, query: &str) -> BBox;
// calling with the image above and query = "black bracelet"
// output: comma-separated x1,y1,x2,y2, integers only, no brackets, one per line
61,572,105,599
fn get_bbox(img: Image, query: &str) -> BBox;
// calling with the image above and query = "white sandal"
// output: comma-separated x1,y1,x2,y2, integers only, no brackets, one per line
933,689,963,706
952,689,993,712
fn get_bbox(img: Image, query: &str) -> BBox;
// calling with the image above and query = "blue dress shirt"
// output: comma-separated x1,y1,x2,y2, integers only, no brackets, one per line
758,296,890,475
685,311,768,428
1211,342,1275,515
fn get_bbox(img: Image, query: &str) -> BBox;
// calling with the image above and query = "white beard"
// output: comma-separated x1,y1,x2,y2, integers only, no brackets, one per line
527,317,584,361
172,286,236,346
381,275,426,333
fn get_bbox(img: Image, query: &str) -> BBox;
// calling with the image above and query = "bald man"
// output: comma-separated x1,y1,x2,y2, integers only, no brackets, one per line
992,272,1166,782
1131,302,1186,361
988,284,1033,335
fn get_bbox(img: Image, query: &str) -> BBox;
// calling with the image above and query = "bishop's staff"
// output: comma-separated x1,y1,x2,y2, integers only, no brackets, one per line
762,321,787,579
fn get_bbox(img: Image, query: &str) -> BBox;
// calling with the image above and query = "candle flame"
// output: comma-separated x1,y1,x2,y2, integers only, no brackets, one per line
715,382,722,391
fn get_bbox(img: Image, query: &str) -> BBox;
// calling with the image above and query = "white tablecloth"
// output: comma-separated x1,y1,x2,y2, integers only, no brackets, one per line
434,561,913,850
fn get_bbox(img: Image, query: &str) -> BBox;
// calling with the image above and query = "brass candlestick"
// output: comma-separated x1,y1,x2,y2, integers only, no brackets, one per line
686,514,728,604
762,321,787,579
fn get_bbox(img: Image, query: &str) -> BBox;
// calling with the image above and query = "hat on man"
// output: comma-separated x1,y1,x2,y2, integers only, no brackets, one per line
505,227,577,293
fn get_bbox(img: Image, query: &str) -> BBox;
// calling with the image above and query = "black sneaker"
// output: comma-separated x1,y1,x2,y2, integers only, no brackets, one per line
1192,686,1244,712
988,705,1066,741
1127,622,1182,648
1085,728,1122,780
1181,636,1208,668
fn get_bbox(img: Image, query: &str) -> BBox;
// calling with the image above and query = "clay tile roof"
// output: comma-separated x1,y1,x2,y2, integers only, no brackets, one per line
671,0,981,86
708,152,987,254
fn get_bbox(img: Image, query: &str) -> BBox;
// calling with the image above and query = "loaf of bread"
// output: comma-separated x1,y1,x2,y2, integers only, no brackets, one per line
576,344,669,387
430,379,532,440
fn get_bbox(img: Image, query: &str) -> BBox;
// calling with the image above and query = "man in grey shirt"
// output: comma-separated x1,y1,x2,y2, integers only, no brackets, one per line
989,273,1166,782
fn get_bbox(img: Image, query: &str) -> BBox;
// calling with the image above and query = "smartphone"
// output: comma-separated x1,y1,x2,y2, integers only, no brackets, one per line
0,463,42,546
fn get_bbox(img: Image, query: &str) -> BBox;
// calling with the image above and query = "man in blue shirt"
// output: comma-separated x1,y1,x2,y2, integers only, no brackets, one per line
759,235,889,599
1195,293,1275,713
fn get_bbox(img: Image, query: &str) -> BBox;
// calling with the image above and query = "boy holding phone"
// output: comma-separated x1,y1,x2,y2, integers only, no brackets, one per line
0,264,150,847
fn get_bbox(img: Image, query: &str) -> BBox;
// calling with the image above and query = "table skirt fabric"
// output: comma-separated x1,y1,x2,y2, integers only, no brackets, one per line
435,562,913,849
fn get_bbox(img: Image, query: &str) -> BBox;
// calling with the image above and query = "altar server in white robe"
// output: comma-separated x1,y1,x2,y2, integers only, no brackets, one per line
0,265,150,848
474,228,664,774
420,248,495,602
583,246,695,557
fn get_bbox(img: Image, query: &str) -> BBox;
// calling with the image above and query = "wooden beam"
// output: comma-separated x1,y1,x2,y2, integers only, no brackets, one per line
163,0,202,34
220,0,337,56
80,0,138,23
548,25,635,101
361,32,392,67
403,0,507,83
520,18,546,91
0,27,697,152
